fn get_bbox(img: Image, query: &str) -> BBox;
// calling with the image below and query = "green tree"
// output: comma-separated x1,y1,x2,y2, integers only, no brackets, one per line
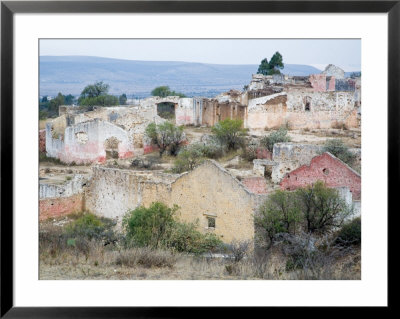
145,122,185,157
257,51,284,76
268,51,284,75
295,181,353,234
173,144,206,173
257,58,270,75
119,93,127,105
64,94,75,105
211,118,245,150
78,81,119,107
123,202,178,249
260,127,291,152
255,190,301,248
151,86,186,98
80,81,109,98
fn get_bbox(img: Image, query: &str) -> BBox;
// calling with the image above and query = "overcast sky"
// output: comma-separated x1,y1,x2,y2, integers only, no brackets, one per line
40,39,361,71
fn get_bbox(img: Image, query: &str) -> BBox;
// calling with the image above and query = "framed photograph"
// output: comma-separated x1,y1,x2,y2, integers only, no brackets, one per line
1,0,396,317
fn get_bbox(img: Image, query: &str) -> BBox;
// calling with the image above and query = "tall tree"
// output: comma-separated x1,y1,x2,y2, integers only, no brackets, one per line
257,51,284,76
268,51,284,74
257,58,270,76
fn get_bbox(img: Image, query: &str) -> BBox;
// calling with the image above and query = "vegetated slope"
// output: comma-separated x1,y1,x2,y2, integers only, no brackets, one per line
40,55,323,98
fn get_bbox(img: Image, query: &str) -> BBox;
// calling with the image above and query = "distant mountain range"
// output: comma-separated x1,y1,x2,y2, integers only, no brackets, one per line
40,56,330,98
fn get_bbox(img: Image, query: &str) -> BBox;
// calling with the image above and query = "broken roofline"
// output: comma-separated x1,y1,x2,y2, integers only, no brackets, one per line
92,159,267,196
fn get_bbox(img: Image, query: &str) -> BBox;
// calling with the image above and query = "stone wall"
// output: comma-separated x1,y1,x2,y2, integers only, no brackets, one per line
39,175,86,199
39,175,87,220
280,152,361,200
85,161,267,242
271,143,323,182
247,93,287,130
46,119,134,164
169,161,265,242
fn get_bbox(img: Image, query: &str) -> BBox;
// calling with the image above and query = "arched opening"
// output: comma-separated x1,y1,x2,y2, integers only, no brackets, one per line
157,102,176,120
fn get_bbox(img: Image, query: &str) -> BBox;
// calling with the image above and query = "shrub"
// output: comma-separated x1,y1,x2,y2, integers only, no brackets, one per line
172,144,205,173
334,217,361,247
123,202,178,249
255,190,302,248
225,240,251,262
241,145,258,162
322,139,355,165
199,142,225,159
166,221,222,254
260,127,291,152
295,181,353,234
145,122,185,157
211,119,246,150
65,213,117,243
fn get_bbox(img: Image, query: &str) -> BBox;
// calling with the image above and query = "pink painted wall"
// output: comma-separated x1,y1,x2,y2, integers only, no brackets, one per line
327,76,336,91
309,74,327,92
280,152,361,200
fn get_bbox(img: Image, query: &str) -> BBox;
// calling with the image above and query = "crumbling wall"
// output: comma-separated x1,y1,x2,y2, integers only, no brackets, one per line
39,175,86,199
169,161,264,243
309,74,327,92
40,194,84,221
175,98,195,125
201,99,218,126
280,152,361,200
46,119,134,164
39,129,46,153
85,167,174,222
39,175,87,220
271,143,323,183
86,161,267,242
247,93,287,130
323,64,345,79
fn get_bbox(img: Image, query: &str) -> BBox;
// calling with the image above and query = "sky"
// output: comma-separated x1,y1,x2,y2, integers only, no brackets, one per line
40,39,361,71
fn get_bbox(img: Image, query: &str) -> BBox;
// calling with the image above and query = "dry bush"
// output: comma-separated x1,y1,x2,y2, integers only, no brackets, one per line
115,247,176,269
331,120,348,130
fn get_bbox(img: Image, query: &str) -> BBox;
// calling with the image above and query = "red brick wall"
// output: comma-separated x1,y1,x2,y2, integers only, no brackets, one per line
242,177,268,194
39,129,46,153
39,194,84,221
280,152,361,200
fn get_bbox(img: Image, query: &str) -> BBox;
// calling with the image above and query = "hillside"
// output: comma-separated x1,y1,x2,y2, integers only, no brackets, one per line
40,56,323,98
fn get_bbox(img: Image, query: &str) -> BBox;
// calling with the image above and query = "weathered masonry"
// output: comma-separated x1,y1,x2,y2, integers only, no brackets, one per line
39,175,87,221
280,152,361,201
46,118,134,164
85,160,268,243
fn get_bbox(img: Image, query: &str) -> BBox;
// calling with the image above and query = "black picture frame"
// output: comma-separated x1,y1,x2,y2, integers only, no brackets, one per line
1,1,396,317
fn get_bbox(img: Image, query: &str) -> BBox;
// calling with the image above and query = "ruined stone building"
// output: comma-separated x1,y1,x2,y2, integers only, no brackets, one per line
84,160,267,243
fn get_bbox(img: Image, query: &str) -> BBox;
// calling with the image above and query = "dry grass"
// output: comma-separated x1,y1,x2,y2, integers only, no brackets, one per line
40,241,360,280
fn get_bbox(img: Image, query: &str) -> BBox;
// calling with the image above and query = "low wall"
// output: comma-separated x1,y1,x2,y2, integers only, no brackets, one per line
39,194,84,221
